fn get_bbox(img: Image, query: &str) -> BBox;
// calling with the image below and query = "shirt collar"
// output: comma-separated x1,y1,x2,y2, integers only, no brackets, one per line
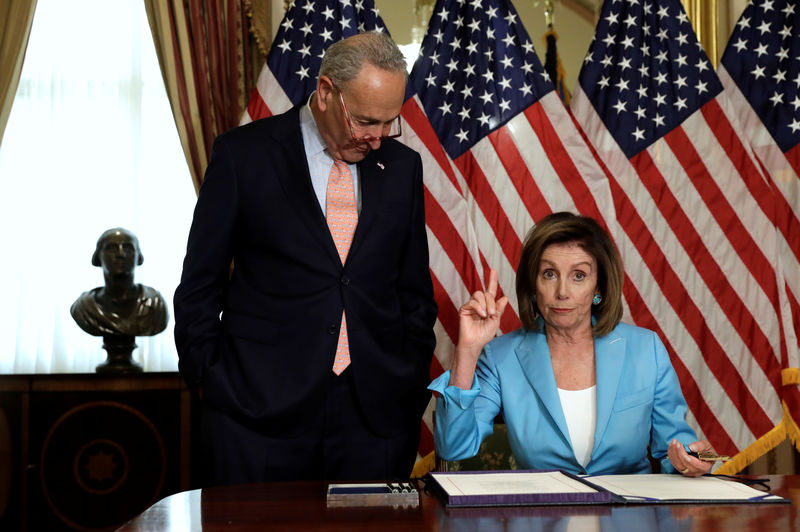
300,91,331,161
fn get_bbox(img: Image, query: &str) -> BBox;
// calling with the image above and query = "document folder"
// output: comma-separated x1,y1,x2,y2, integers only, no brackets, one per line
426,470,789,508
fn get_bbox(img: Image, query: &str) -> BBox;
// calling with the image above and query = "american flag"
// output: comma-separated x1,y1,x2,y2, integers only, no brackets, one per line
718,0,800,440
401,0,618,455
570,0,791,470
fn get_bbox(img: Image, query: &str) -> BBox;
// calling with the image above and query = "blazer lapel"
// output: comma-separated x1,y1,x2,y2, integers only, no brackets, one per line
592,331,626,453
271,108,341,267
515,331,573,448
347,150,387,262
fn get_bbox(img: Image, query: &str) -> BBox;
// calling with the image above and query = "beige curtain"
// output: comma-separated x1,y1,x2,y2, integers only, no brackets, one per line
681,0,719,65
0,0,37,147
144,0,266,192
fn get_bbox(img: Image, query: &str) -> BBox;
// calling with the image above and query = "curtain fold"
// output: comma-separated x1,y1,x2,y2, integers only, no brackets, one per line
0,0,38,147
681,0,719,65
144,0,266,192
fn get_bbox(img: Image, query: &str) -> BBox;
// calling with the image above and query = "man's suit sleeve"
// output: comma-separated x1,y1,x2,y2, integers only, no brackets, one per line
173,135,238,390
398,153,438,415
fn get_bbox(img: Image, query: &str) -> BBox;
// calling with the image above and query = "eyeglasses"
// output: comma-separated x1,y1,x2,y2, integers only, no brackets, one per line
332,83,402,146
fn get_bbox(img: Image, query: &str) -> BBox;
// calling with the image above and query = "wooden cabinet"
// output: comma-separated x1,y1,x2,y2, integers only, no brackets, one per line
0,373,197,531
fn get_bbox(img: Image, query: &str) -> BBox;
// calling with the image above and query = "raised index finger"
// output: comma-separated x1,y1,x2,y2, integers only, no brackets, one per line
486,268,499,298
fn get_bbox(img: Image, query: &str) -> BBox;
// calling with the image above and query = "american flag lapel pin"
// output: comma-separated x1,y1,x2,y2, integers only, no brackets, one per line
377,161,384,170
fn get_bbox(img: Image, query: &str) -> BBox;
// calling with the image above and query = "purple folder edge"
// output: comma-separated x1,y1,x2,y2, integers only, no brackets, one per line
430,469,615,508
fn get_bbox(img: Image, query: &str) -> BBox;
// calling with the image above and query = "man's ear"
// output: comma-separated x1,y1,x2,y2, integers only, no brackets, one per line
315,75,335,112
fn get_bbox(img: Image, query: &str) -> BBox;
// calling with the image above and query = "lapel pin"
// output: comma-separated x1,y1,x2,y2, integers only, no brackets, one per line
377,161,384,170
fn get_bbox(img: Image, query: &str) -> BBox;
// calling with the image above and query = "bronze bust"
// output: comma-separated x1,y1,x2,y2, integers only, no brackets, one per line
71,228,168,372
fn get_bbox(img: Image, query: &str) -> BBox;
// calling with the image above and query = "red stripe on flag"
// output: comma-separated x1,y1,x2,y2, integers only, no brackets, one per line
402,98,463,194
454,150,523,268
608,175,775,439
523,104,607,221
430,271,459,348
773,191,800,267
429,351,445,381
477,252,522,333
485,125,551,224
778,142,800,267
246,87,272,121
631,146,782,391
750,149,800,268
423,186,482,293
665,126,783,321
787,284,800,353
700,101,775,222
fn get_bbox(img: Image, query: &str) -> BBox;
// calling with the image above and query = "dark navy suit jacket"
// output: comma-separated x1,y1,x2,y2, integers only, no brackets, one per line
174,106,437,438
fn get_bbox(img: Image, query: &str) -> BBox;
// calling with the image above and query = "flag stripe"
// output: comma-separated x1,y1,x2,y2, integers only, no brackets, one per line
700,100,774,221
429,252,463,346
454,150,524,268
477,251,522,332
245,87,271,122
241,60,291,125
485,122,551,224
522,103,607,221
423,187,482,299
774,191,800,267
786,276,800,353
633,145,781,389
402,97,464,194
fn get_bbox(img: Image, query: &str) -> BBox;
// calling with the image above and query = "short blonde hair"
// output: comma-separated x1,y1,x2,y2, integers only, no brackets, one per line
516,212,624,337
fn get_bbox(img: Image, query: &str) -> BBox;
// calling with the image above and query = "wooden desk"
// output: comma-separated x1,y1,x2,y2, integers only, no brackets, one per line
119,475,797,531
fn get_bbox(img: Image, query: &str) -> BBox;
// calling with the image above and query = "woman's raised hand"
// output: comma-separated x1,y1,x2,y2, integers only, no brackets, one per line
449,268,508,389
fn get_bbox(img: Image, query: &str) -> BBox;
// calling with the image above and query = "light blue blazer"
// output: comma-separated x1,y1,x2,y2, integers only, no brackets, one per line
429,322,698,475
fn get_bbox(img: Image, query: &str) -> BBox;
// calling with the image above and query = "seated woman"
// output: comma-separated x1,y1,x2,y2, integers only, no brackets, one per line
430,212,714,476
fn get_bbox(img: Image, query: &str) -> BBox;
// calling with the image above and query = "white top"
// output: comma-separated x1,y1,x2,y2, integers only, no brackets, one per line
557,385,597,467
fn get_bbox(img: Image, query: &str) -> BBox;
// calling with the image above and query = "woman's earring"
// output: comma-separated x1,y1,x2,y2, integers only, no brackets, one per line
592,293,602,305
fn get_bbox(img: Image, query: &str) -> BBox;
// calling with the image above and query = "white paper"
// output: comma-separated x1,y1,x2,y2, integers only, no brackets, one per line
583,474,780,501
432,471,599,497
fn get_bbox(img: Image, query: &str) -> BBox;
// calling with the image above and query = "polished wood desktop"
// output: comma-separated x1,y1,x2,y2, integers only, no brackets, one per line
118,475,798,531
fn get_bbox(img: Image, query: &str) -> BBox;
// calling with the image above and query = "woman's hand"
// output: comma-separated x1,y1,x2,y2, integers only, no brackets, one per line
667,438,714,477
449,268,508,389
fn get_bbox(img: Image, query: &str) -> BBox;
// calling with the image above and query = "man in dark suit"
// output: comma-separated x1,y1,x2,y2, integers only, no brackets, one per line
174,31,437,486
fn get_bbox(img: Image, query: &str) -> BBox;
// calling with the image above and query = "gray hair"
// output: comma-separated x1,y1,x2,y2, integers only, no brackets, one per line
319,31,407,88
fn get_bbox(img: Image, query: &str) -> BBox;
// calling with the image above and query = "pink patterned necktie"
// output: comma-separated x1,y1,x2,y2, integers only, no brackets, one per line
326,159,357,375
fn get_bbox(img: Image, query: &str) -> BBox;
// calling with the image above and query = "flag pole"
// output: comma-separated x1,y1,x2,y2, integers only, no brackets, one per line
681,0,719,66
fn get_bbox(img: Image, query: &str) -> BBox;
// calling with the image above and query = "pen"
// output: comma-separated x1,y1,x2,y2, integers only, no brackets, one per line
687,449,731,462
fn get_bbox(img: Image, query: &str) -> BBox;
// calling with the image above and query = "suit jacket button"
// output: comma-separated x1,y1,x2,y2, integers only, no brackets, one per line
341,276,350,285
327,324,338,335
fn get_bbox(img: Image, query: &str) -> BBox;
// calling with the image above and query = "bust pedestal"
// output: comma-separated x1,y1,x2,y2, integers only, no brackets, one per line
96,335,142,373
